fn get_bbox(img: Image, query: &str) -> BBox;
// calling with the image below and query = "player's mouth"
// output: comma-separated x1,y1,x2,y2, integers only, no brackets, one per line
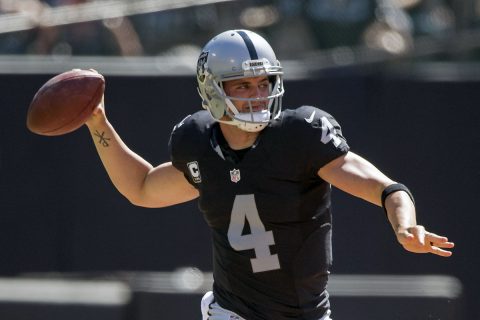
243,103,267,112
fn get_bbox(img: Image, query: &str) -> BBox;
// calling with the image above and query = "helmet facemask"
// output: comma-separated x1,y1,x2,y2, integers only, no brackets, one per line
214,70,284,132
196,30,285,132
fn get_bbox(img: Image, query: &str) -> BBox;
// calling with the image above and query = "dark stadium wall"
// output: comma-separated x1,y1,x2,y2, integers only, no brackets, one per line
0,73,478,319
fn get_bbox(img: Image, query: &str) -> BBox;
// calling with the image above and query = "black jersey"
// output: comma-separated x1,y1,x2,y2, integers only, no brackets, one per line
170,106,349,320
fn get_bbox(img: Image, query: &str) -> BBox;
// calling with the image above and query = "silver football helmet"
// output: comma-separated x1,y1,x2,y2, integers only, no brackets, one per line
196,30,284,132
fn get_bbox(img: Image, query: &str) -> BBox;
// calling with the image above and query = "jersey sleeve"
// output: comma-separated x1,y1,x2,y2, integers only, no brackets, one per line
168,111,214,187
168,114,191,172
291,106,350,172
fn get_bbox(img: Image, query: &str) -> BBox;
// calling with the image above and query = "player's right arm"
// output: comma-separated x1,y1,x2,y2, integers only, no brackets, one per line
85,99,199,208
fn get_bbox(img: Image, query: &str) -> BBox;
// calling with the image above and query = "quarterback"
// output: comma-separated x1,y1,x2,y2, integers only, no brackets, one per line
85,30,454,320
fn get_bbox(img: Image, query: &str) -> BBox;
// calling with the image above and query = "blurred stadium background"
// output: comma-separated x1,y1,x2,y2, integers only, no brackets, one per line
0,0,479,319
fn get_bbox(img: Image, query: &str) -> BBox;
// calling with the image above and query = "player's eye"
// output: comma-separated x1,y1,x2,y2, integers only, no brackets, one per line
235,84,249,90
259,82,269,89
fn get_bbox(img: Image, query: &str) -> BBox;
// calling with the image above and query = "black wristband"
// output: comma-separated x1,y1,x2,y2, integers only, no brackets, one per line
381,183,415,215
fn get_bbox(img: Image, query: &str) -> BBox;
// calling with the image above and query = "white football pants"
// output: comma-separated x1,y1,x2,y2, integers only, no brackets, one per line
201,291,333,320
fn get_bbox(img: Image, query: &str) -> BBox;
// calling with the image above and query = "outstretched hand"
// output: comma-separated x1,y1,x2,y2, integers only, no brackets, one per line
396,225,454,257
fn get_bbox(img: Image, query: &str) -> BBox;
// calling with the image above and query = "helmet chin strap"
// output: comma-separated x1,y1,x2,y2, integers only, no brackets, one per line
221,121,268,133
235,109,270,123
217,113,269,132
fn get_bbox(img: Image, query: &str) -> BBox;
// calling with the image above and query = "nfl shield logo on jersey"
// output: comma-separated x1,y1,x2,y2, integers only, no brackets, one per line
230,169,241,183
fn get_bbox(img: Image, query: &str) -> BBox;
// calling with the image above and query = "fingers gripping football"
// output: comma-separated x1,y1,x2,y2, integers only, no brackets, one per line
396,225,455,257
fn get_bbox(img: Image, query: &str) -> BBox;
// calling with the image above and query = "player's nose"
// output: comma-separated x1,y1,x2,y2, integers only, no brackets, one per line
248,85,268,98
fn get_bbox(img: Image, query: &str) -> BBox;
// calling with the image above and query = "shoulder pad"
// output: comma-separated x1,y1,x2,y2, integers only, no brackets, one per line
169,110,215,167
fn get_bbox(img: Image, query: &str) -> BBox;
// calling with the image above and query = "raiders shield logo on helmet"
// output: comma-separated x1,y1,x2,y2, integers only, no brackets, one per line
197,51,209,83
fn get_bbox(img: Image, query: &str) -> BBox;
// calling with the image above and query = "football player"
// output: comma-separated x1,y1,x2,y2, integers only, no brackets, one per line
85,30,454,320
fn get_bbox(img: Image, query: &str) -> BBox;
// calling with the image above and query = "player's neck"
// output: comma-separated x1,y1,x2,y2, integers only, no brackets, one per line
219,123,260,150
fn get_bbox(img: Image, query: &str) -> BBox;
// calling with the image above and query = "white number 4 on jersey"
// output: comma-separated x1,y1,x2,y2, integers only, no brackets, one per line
320,116,342,147
227,194,280,273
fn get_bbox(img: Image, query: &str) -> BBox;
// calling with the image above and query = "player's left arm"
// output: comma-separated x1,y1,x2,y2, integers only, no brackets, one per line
318,151,454,257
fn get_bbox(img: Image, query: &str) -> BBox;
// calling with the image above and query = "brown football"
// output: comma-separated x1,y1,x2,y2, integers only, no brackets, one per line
26,69,105,136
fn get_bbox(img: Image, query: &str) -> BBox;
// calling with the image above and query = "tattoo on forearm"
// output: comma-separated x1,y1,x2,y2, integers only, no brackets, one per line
94,130,111,147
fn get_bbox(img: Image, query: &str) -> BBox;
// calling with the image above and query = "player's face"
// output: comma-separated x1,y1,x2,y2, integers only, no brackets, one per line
223,76,270,113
